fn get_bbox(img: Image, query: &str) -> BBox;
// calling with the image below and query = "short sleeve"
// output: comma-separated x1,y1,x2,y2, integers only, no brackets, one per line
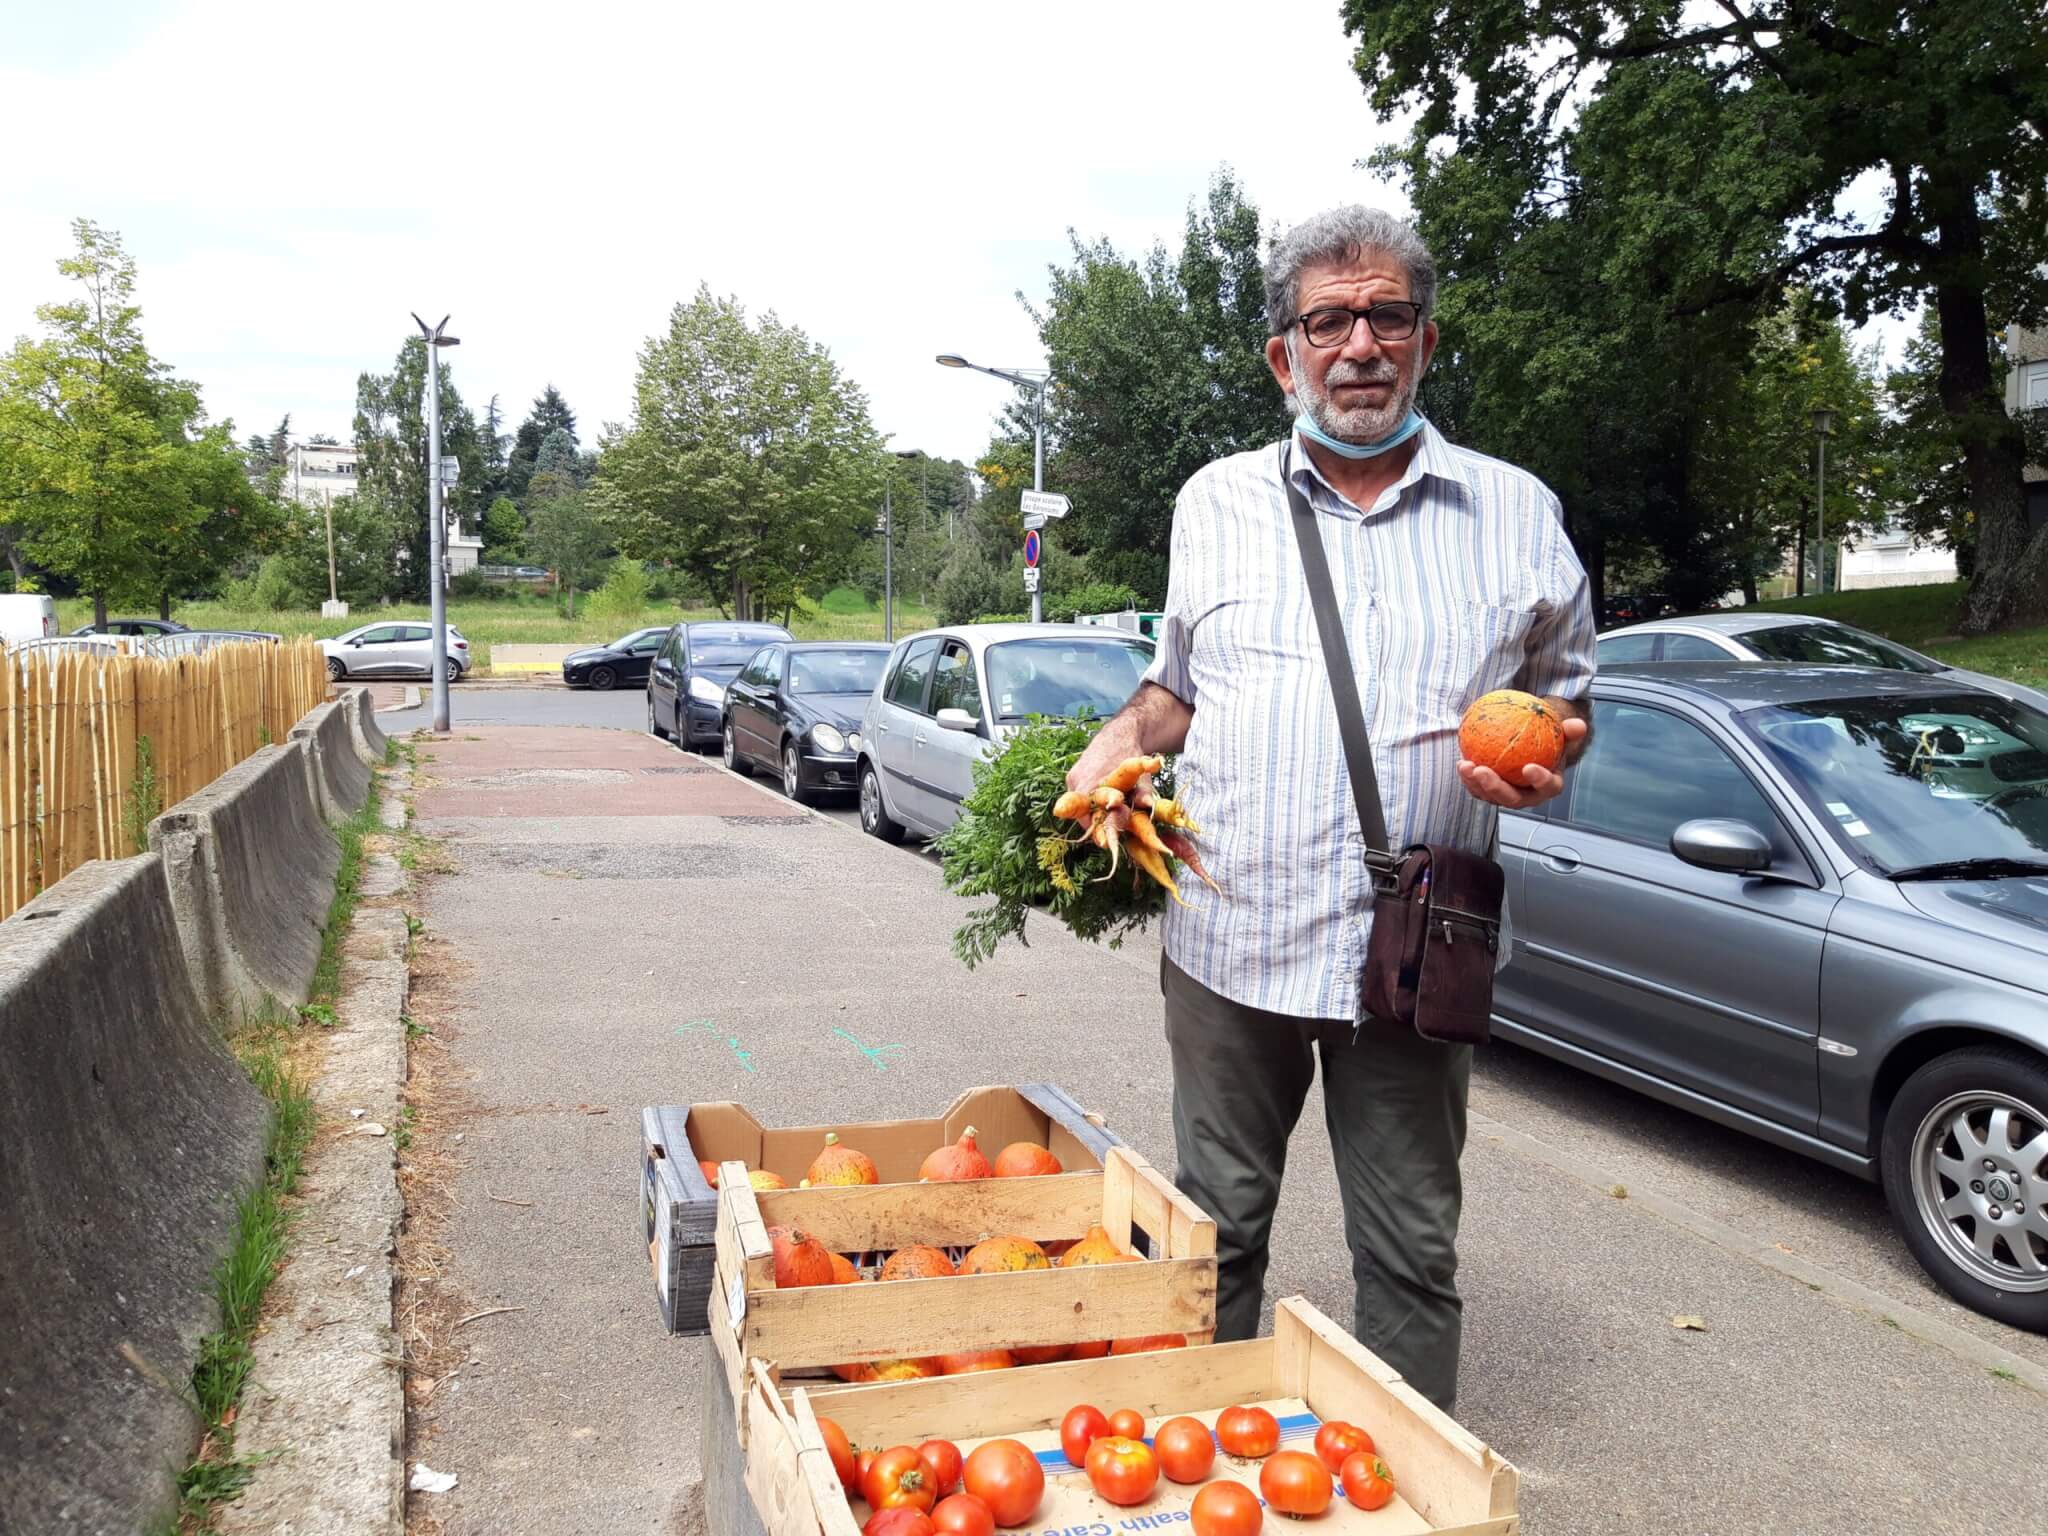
1141,483,1199,705
1516,493,1597,702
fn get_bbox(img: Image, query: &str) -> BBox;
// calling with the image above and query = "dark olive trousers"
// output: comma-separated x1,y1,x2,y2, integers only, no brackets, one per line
1161,954,1473,1413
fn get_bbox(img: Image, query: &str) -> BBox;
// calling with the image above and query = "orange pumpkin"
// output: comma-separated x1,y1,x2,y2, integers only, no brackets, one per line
747,1169,788,1191
937,1349,1015,1374
834,1355,943,1383
992,1142,1063,1178
1458,689,1565,781
920,1127,993,1181
697,1159,722,1188
769,1224,835,1288
827,1251,861,1285
880,1244,957,1282
1056,1225,1127,1267
805,1132,880,1187
959,1236,1050,1274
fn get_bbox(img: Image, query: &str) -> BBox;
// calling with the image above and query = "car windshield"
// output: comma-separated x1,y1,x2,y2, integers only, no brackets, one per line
984,638,1154,722
691,642,769,667
1739,692,2048,873
786,649,887,695
608,629,653,650
1738,622,1941,673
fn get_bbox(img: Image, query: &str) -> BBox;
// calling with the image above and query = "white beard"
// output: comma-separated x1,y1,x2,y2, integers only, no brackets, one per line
1289,338,1419,445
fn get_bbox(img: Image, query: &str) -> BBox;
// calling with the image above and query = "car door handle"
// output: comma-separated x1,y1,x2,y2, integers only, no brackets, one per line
1538,844,1582,874
913,732,928,747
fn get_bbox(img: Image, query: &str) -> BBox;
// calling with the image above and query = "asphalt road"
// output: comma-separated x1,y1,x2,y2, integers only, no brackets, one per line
386,684,2048,1536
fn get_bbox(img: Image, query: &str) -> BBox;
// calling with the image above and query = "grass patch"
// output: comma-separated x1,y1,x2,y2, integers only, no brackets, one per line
171,770,385,1529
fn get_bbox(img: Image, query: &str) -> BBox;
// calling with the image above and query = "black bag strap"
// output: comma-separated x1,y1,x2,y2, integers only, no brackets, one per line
1282,444,1392,861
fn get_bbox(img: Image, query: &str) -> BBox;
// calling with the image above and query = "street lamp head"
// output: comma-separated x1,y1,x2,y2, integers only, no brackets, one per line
432,335,461,347
936,354,968,368
1810,405,1837,436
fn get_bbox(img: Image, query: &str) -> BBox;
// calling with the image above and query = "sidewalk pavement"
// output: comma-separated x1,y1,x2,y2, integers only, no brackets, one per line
400,722,2048,1536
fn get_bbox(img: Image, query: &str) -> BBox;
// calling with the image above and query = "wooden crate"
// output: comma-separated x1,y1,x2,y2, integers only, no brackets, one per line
708,1145,1219,1427
733,1297,1519,1536
643,1083,1126,1336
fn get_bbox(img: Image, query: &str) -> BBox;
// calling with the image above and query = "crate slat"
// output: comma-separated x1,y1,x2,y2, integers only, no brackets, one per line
752,1171,1105,1252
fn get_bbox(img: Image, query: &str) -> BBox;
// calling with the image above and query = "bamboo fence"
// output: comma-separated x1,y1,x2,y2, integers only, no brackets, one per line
0,637,329,920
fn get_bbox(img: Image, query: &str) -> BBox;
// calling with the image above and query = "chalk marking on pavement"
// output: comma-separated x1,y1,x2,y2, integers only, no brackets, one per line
1470,1108,2048,1398
832,1026,906,1072
675,1019,757,1073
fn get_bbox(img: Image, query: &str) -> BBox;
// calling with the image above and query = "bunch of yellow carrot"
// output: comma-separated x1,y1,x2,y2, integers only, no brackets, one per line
1050,753,1221,905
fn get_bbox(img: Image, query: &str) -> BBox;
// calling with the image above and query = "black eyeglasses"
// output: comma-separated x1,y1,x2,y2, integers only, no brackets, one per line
1294,302,1423,348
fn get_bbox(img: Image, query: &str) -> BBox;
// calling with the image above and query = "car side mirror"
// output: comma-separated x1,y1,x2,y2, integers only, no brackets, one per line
1671,818,1772,873
350,638,364,647
935,707,980,733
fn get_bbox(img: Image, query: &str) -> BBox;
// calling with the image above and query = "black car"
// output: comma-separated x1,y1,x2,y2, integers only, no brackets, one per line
70,618,188,638
646,620,795,749
562,626,670,690
720,642,891,804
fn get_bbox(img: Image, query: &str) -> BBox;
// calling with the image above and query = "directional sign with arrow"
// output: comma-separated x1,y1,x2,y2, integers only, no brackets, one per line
1019,490,1071,520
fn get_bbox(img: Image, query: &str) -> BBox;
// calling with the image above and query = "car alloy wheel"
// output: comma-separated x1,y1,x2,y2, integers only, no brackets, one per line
588,664,617,692
1910,1088,2048,1294
445,658,461,683
648,692,670,740
859,762,904,843
782,743,810,805
722,720,749,776
326,657,345,681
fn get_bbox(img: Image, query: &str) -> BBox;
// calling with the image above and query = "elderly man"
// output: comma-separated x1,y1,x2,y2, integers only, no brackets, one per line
1067,205,1596,1412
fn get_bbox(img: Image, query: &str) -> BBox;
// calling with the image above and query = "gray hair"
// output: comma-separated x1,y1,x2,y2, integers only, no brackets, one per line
1263,206,1437,336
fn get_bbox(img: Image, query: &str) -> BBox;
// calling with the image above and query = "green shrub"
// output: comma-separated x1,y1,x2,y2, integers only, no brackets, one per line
589,556,651,627
1046,582,1144,624
219,554,306,612
969,612,1029,624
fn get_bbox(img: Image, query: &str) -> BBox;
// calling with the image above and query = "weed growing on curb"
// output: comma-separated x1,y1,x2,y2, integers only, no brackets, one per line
121,736,163,856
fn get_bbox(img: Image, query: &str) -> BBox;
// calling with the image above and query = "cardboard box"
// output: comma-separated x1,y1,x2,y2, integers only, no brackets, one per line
734,1298,1520,1536
706,1144,1218,1422
642,1084,1128,1336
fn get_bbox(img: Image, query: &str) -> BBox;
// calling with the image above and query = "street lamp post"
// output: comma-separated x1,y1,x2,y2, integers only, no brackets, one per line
937,354,1050,622
882,447,918,643
413,312,460,732
1811,405,1837,597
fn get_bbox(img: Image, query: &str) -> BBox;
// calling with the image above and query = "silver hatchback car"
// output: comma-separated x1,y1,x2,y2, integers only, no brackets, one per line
856,623,1155,844
1497,661,2048,1329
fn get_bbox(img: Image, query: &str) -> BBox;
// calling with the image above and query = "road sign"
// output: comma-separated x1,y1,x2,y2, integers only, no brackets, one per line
1022,511,1048,531
1020,490,1071,520
1023,566,1041,593
1023,529,1042,567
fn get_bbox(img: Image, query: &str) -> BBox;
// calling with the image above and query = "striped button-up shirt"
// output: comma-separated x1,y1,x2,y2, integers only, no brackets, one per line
1143,421,1597,1021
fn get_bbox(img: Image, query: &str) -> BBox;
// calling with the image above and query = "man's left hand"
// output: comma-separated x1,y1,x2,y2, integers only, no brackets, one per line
1458,715,1590,810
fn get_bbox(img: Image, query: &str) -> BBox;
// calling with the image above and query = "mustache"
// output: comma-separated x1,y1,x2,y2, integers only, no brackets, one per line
1324,362,1401,387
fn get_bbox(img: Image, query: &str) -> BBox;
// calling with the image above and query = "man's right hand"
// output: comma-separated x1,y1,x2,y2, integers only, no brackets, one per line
1066,683,1195,792
1067,720,1141,794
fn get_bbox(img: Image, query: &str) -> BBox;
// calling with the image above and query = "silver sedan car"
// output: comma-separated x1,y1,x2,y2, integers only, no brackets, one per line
856,623,1155,844
1496,661,2048,1329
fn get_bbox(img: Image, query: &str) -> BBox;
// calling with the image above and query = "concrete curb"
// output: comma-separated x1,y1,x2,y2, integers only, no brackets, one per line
216,765,414,1536
148,741,341,1022
293,699,373,823
0,855,271,1533
1469,1109,2048,1398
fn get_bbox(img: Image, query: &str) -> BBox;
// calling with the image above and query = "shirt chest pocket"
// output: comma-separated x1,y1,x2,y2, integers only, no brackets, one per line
1370,597,1530,732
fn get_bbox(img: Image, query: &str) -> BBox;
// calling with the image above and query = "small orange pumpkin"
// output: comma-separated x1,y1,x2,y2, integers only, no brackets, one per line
747,1168,788,1191
1056,1224,1125,1267
919,1127,992,1181
805,1132,880,1187
959,1236,1050,1274
768,1224,835,1288
827,1251,861,1285
879,1244,957,1282
697,1159,722,1188
992,1141,1063,1178
1458,688,1565,780
833,1355,943,1383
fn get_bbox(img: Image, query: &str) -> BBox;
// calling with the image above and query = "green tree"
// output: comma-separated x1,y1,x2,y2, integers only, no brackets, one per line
352,337,485,600
595,285,883,620
480,495,525,561
0,219,265,625
528,483,609,617
533,426,579,484
1343,0,2048,631
505,384,577,502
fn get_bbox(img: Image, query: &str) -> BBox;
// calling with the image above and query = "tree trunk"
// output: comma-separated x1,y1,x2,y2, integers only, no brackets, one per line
158,590,171,621
94,590,108,628
1795,522,1806,598
731,575,751,622
1931,198,2046,634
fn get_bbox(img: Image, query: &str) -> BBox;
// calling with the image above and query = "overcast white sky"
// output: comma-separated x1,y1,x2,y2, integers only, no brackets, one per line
0,0,1429,467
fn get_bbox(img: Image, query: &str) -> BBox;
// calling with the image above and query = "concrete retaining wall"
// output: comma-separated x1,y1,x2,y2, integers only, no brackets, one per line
149,742,340,1021
290,699,371,823
347,685,389,766
0,856,271,1534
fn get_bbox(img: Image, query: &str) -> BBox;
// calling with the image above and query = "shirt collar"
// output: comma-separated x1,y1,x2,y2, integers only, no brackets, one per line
1284,418,1475,518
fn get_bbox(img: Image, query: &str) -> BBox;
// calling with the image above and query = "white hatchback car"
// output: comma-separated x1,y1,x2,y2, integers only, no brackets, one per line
856,622,1156,843
322,620,473,682
1597,611,2048,714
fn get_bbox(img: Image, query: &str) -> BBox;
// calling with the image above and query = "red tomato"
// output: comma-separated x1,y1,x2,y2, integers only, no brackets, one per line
1215,1405,1280,1459
1313,1420,1374,1475
865,1445,936,1513
818,1416,858,1493
1340,1452,1396,1512
962,1439,1044,1527
1190,1478,1264,1536
930,1493,995,1536
917,1440,964,1499
1084,1435,1160,1507
1106,1408,1146,1441
1060,1405,1110,1469
1151,1416,1216,1484
864,1510,936,1536
1259,1451,1332,1517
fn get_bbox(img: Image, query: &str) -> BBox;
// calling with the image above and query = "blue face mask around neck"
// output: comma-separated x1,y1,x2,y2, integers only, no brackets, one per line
1294,408,1424,459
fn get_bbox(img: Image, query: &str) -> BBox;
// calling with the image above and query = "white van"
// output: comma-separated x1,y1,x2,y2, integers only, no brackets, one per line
0,595,57,645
